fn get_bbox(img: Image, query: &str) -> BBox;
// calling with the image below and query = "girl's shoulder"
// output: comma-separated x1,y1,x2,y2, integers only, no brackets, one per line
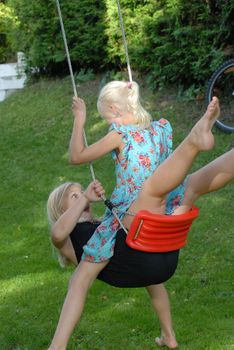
109,122,139,134
109,120,172,138
151,118,172,134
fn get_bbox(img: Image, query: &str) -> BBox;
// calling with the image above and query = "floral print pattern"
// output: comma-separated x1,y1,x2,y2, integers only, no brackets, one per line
82,119,186,262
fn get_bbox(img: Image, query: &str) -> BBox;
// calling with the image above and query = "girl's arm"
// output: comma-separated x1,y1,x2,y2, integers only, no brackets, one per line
51,194,89,248
69,97,122,164
51,180,105,249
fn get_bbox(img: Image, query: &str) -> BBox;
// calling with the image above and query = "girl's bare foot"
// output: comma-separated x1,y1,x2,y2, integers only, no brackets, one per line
155,334,178,348
188,96,220,151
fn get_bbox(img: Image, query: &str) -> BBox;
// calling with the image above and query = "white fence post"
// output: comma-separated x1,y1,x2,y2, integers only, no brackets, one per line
0,52,27,102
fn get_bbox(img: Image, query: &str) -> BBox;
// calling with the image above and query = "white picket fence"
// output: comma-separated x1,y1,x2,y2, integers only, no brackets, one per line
0,52,27,102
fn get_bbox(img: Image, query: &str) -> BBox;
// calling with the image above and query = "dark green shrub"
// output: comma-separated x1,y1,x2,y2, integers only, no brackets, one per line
0,2,17,63
141,0,233,89
105,0,234,90
5,0,234,89
7,0,108,73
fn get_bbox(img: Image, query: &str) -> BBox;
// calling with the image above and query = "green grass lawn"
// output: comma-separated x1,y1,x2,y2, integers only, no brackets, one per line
0,77,233,350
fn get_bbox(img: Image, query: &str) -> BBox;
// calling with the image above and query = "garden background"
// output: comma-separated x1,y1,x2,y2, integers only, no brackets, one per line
0,1,233,349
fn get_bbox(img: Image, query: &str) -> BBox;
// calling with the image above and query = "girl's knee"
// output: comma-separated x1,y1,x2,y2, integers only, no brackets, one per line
69,260,107,290
68,272,92,293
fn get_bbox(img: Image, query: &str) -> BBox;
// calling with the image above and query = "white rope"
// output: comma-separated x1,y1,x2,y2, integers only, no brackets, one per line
55,0,77,97
116,0,133,82
55,0,95,181
55,0,128,233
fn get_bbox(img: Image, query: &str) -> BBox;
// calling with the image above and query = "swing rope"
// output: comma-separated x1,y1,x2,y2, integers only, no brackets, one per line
55,0,128,234
55,0,95,180
116,0,133,82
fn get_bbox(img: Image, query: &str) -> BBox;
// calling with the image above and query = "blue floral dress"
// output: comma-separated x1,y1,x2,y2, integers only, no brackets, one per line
82,119,186,263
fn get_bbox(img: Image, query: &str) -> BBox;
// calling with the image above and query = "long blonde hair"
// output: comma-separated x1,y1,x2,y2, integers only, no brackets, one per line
47,182,78,267
97,80,152,128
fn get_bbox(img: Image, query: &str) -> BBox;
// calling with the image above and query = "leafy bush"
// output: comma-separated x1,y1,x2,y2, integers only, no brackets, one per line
6,0,108,73
143,0,234,89
5,0,234,89
105,0,234,90
0,2,18,63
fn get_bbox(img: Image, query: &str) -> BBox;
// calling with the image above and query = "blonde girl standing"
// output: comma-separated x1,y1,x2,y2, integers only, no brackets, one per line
70,80,182,263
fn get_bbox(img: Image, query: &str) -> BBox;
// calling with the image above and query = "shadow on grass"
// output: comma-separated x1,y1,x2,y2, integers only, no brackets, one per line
1,272,233,350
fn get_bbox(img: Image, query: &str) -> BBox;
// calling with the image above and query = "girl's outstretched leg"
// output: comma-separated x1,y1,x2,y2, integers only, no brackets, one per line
133,97,220,213
48,260,108,350
146,284,178,349
174,148,234,214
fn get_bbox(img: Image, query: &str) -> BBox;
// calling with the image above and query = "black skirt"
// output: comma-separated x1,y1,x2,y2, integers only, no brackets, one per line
70,222,179,288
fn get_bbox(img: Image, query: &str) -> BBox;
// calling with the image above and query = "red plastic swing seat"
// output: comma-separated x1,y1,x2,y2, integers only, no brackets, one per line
126,206,199,252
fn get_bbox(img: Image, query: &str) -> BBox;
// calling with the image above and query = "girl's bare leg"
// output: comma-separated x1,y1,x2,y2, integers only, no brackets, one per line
146,284,178,349
174,148,234,214
128,97,220,216
146,97,220,196
48,260,108,350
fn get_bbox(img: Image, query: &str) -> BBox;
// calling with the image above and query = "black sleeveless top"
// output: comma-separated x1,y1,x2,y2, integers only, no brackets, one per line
70,222,180,288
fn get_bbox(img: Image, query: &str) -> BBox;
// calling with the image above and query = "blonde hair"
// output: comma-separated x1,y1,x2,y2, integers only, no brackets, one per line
97,80,152,128
47,182,79,267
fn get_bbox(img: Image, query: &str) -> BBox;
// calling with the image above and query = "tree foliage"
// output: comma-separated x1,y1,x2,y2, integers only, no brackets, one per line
4,0,234,88
6,0,108,73
105,0,234,88
0,2,18,63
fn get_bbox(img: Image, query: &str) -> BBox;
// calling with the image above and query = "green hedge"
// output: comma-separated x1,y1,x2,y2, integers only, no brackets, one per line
105,0,234,88
6,0,108,73
0,2,18,63
5,0,234,87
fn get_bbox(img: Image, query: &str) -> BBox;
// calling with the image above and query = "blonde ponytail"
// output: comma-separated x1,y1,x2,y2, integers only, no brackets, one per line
126,81,151,128
97,80,151,128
